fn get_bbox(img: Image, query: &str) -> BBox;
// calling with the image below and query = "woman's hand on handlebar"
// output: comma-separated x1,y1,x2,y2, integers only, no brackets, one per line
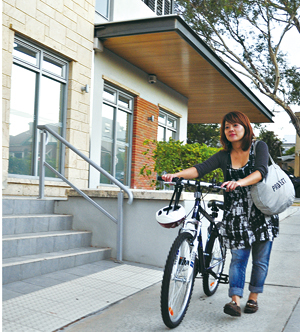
221,180,242,192
161,173,177,182
161,167,199,182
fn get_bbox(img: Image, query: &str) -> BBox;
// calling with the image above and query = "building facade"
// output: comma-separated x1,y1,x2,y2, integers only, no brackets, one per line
3,0,96,196
2,0,274,197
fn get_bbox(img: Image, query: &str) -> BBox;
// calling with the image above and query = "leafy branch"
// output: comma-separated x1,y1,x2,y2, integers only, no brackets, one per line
140,139,223,188
175,0,300,136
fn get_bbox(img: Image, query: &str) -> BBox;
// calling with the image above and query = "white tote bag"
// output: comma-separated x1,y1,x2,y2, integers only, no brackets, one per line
250,141,295,215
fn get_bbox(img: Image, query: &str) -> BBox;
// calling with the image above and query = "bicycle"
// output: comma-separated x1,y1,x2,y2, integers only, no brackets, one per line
156,177,229,329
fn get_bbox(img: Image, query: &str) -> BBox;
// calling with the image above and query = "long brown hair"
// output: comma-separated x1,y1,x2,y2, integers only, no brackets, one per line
220,111,254,151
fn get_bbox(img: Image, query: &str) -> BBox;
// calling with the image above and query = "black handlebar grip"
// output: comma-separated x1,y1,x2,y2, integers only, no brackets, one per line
157,176,179,183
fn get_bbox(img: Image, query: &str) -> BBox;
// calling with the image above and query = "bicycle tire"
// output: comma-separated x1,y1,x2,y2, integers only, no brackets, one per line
161,232,196,328
203,232,226,296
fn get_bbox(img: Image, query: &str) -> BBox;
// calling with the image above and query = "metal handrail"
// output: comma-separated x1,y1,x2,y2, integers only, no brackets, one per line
37,124,133,262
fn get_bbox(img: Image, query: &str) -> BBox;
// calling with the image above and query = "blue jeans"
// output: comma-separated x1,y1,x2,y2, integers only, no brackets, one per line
228,241,273,298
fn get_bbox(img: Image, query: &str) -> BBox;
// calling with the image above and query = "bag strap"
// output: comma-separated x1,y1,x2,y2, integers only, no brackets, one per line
253,140,258,155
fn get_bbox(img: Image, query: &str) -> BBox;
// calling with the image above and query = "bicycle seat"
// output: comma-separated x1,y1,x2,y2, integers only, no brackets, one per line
208,200,224,210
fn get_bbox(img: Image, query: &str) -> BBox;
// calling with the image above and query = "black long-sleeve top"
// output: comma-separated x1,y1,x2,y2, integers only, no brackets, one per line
193,140,269,182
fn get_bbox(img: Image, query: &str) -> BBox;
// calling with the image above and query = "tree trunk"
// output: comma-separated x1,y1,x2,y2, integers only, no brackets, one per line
272,96,300,138
293,15,300,34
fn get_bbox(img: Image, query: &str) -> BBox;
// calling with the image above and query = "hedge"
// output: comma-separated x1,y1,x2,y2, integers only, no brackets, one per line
140,139,224,188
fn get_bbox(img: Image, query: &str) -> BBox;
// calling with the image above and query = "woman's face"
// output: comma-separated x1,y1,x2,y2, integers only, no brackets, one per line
224,121,245,143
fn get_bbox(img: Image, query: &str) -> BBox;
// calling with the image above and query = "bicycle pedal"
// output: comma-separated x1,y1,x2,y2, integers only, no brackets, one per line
218,273,229,284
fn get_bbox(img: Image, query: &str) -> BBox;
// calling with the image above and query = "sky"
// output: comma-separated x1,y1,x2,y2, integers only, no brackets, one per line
250,27,300,142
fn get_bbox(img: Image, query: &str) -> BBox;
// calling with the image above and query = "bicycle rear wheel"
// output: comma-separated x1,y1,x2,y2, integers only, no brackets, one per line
203,232,226,296
161,232,196,328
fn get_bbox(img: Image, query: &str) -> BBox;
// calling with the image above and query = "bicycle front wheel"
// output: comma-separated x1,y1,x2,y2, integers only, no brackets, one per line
203,233,226,296
161,232,196,329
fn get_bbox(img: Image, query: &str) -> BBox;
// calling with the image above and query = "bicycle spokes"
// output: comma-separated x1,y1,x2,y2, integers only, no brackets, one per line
161,233,196,328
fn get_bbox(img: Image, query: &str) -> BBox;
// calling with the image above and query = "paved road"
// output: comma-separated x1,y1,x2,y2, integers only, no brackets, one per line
64,207,300,332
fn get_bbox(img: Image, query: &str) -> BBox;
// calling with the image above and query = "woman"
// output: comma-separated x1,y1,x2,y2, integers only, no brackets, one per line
162,111,279,317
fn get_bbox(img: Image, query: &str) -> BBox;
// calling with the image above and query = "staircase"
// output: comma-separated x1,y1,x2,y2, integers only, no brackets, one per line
2,197,111,285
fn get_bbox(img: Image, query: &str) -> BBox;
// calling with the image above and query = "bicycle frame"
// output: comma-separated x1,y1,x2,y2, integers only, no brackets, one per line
160,177,228,329
171,179,227,283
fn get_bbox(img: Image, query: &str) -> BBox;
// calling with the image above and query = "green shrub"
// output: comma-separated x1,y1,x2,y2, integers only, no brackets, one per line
140,139,223,188
283,146,295,156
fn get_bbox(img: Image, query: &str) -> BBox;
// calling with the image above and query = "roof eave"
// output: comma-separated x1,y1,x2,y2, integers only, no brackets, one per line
95,15,273,123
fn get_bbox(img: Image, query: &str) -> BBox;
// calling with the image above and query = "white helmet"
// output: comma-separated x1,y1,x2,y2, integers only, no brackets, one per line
156,204,186,228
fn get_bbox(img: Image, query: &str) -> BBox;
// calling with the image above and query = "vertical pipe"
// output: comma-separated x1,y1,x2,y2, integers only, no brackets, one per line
117,190,124,262
39,130,46,199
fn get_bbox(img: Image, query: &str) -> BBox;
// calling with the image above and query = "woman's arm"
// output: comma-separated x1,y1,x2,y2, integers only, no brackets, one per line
162,167,199,182
221,170,262,191
162,151,225,182
253,141,269,178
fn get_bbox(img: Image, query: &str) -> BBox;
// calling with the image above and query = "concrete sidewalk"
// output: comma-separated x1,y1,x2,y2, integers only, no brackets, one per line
2,262,163,331
2,205,300,332
63,206,300,332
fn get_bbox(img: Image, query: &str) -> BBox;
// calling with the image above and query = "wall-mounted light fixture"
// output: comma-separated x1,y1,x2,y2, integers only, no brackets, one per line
148,115,154,122
148,74,157,84
81,84,89,93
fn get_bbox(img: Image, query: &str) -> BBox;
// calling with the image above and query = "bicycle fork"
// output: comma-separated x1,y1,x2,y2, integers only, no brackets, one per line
178,220,201,284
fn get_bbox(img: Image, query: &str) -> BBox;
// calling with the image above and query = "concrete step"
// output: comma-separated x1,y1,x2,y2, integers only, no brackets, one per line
2,247,111,284
2,230,92,259
2,214,73,235
2,198,55,215
2,197,113,286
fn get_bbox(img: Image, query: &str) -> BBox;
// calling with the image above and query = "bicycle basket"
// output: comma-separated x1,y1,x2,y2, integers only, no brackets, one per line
156,204,186,228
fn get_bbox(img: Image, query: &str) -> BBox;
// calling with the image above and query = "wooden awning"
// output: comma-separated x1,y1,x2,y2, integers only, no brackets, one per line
95,15,273,124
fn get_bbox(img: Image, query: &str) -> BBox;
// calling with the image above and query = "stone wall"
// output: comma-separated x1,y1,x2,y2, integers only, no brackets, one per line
2,0,95,196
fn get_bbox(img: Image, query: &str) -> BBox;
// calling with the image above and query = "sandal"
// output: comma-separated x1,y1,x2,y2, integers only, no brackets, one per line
224,301,241,317
244,300,258,314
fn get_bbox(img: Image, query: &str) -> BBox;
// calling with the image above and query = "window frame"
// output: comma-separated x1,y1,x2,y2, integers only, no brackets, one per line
95,0,111,20
9,36,69,178
158,109,179,141
100,83,134,187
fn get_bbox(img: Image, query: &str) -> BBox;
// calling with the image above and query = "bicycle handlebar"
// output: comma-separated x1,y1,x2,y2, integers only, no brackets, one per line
157,176,226,191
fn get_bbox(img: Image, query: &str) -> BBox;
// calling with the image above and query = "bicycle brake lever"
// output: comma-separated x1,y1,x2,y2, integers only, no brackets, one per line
174,177,182,184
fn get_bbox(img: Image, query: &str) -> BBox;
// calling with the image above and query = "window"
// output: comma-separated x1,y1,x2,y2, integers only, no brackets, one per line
9,37,68,177
95,0,110,19
100,85,133,186
142,0,173,15
158,110,178,141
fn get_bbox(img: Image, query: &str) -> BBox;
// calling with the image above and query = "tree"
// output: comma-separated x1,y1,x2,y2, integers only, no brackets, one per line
175,0,300,137
187,123,221,146
257,127,283,160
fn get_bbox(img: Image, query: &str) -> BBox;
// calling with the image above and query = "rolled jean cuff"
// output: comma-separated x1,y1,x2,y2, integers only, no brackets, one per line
229,287,244,298
249,284,264,294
